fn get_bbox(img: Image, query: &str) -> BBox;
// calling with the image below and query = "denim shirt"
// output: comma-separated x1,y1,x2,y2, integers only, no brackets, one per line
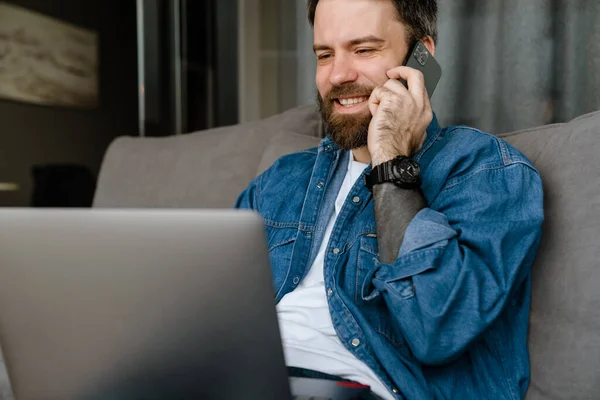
235,115,544,400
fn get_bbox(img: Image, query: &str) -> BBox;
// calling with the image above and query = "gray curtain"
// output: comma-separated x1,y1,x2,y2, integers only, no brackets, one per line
433,0,600,134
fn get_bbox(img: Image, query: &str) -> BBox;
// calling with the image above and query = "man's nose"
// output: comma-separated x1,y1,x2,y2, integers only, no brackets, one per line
329,56,359,86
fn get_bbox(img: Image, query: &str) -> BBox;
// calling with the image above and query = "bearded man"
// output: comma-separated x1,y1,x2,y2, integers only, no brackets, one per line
236,1,544,399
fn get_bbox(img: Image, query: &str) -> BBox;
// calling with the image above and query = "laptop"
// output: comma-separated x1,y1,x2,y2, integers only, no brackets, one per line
0,209,373,400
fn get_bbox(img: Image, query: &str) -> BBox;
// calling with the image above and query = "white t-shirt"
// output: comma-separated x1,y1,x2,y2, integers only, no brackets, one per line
276,154,394,400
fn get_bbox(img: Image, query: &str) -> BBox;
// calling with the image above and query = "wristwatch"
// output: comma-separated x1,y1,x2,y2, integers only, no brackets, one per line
364,156,421,190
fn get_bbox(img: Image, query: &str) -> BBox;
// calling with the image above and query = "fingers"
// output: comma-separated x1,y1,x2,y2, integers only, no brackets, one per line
370,67,432,117
382,78,408,95
368,87,382,116
386,66,427,104
368,86,395,116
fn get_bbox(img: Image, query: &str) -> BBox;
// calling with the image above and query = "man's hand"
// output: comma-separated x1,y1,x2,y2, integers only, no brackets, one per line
367,66,433,166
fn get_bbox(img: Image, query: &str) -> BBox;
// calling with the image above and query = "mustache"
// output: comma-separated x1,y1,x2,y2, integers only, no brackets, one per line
321,84,375,102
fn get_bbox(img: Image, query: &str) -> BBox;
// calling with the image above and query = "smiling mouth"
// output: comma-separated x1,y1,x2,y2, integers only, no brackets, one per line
335,96,369,107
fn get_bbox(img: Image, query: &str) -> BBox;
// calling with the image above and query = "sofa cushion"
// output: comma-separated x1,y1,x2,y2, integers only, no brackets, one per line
94,105,322,208
498,111,600,400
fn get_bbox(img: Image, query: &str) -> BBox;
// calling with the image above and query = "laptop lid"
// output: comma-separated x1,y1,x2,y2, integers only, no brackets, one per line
0,209,291,400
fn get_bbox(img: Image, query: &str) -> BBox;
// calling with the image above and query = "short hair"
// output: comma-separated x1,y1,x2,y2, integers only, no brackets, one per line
307,0,438,44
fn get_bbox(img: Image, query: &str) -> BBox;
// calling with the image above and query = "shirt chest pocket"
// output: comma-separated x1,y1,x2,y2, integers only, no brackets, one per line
355,233,413,356
353,233,380,306
265,224,297,290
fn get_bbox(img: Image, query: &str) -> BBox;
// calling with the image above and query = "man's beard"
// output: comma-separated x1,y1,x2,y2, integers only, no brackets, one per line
317,84,375,150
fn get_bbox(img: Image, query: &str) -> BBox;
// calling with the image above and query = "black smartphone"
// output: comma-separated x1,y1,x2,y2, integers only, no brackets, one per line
400,41,442,98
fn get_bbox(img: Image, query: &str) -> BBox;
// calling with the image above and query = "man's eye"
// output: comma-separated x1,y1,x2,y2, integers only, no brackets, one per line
317,54,332,60
356,49,373,54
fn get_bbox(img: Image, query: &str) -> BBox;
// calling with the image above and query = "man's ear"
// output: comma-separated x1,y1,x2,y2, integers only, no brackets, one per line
421,36,436,57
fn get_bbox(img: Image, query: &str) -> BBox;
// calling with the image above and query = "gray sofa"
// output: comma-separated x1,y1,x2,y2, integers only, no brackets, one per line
93,105,600,399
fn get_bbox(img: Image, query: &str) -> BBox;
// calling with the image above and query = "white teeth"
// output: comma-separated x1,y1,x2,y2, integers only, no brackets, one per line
339,97,367,106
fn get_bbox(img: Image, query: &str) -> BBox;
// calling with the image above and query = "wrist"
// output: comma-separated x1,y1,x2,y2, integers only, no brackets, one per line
371,149,411,167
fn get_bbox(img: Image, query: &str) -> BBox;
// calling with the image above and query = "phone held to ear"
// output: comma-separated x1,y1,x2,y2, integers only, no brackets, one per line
400,41,442,98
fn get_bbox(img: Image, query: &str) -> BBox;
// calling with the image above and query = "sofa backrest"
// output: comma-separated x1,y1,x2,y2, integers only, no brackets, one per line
93,105,323,208
94,106,600,400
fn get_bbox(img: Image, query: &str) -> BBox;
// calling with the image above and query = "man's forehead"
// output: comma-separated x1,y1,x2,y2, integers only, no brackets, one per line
313,0,404,43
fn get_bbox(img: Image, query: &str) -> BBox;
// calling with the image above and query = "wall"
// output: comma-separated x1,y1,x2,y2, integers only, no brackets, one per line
0,0,138,206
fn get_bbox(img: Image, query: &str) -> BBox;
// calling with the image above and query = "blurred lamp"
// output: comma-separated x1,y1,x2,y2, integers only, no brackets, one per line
0,183,19,192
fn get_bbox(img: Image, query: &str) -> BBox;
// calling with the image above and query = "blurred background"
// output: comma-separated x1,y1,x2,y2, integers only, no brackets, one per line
0,0,599,208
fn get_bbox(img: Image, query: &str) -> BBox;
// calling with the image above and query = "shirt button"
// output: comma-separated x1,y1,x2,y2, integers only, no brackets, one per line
327,288,333,296
352,196,360,203
316,181,324,189
292,276,300,285
392,388,399,394
351,338,360,347
332,248,340,255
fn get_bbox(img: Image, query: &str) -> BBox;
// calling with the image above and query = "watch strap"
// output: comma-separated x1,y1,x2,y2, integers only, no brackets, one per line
364,156,421,191
364,162,392,190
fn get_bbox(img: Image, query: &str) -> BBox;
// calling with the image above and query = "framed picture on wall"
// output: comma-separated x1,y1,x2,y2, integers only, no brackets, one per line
0,2,98,109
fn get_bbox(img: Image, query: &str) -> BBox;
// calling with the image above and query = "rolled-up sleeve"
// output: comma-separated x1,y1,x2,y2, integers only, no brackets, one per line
368,163,544,365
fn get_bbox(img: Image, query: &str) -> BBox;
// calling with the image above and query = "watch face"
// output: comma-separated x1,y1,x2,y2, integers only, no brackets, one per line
393,158,420,185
